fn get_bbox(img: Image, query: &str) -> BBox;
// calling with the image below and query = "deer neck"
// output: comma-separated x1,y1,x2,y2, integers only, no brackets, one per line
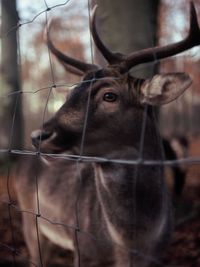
93,148,166,247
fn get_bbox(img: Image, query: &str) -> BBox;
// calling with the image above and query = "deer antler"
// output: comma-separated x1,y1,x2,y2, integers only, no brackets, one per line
120,2,200,72
90,5,125,65
46,22,99,75
91,2,200,73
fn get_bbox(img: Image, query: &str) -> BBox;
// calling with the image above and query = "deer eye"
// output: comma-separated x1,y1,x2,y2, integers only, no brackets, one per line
103,92,118,102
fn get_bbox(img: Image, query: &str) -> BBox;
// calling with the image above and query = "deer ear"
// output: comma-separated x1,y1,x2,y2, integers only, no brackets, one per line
140,73,192,106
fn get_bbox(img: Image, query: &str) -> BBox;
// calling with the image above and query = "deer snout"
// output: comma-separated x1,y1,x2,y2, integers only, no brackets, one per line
31,129,53,148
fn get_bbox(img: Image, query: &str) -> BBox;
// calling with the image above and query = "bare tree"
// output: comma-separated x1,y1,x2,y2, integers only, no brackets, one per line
0,0,24,155
91,0,159,78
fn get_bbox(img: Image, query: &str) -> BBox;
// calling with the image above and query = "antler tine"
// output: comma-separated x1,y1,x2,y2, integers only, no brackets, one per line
46,21,99,74
60,63,84,76
120,1,200,73
90,5,125,65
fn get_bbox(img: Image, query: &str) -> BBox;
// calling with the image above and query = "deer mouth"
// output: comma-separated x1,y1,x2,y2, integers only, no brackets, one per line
31,129,52,146
31,129,64,159
31,128,79,164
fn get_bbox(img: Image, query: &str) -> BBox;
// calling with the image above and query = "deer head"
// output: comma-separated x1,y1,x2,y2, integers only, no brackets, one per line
31,2,200,159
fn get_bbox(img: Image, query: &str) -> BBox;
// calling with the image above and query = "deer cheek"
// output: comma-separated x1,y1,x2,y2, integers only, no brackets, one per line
58,112,84,132
98,101,119,114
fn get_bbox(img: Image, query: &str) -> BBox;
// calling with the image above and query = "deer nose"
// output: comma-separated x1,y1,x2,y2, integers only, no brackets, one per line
31,129,53,148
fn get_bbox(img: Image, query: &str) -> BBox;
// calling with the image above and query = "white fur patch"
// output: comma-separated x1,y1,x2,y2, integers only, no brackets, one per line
40,224,74,250
141,73,192,105
154,213,167,241
105,217,124,246
142,75,165,99
94,165,124,246
31,129,42,139
95,165,110,193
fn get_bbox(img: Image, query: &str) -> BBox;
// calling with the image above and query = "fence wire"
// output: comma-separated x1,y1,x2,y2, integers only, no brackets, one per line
0,1,199,267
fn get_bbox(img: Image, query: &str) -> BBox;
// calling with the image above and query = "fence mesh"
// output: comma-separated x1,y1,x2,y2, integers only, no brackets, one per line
0,1,200,267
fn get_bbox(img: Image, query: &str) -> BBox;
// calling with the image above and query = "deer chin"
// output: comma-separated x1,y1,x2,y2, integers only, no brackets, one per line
38,144,80,165
32,140,66,164
43,147,67,164
40,150,79,165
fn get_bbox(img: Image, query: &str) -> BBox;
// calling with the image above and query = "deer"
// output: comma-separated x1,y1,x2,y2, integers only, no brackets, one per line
15,3,200,267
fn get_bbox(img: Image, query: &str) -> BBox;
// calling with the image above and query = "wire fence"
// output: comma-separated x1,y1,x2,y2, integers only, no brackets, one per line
0,1,200,267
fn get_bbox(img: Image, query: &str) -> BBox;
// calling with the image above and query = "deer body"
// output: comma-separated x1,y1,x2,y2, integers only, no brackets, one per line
17,147,171,267
15,3,200,267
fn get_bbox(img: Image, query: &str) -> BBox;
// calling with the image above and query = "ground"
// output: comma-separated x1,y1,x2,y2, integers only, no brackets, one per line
0,137,200,267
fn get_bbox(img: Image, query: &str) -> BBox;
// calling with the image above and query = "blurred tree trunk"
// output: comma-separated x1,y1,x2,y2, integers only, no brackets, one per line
0,0,24,156
91,0,160,78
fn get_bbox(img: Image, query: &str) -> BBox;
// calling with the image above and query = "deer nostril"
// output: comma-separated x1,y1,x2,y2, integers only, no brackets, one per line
31,129,53,147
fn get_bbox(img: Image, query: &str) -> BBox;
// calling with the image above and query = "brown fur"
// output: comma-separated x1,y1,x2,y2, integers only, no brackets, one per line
15,3,200,265
16,73,176,267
